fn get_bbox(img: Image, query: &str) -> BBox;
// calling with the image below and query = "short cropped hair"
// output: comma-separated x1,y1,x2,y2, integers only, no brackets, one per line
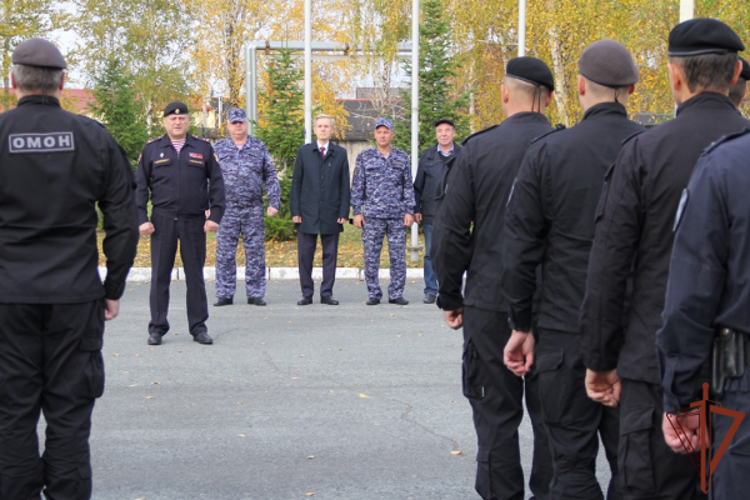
669,53,738,94
314,114,335,128
12,64,63,94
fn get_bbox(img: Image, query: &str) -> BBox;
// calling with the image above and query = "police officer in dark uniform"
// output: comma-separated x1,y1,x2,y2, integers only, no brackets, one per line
0,38,138,499
136,102,225,346
657,129,750,499
503,40,643,499
580,18,749,500
431,57,555,500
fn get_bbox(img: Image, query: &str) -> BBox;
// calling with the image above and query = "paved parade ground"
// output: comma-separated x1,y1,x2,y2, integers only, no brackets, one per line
62,279,609,500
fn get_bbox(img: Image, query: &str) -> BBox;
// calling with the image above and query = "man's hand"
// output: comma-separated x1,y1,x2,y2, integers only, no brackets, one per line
104,299,120,321
139,222,154,236
443,308,464,329
504,330,535,376
205,209,211,218
204,220,219,232
292,215,302,223
585,369,622,407
663,410,702,454
353,214,365,228
415,213,423,224
267,207,279,217
404,213,415,227
337,218,347,224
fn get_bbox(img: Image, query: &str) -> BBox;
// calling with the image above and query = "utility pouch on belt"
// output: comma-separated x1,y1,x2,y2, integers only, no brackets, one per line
711,327,746,398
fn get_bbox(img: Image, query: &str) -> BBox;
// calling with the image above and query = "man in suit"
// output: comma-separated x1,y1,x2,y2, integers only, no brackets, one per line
291,114,351,305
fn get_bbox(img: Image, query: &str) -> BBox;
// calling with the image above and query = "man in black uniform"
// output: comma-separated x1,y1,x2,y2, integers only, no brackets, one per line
503,40,643,500
432,57,555,500
580,18,749,500
657,129,750,498
136,102,225,346
0,39,138,499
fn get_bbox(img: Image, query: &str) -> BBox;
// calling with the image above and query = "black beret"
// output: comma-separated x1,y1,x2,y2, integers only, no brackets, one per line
163,101,189,117
668,18,744,57
435,119,455,128
506,57,555,91
741,59,750,81
12,38,67,70
579,39,639,87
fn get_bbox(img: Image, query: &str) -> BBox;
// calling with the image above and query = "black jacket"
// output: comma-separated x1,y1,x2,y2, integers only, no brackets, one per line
0,96,138,302
290,141,351,234
413,143,462,224
432,112,552,312
503,103,644,333
136,134,225,225
581,93,750,384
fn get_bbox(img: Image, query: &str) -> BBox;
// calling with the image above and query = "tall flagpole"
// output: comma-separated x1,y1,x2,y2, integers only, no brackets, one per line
304,0,312,143
519,0,526,56
410,0,420,262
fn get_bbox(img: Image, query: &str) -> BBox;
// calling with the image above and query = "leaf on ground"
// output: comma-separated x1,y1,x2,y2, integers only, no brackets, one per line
145,396,154,400
359,394,370,399
305,493,314,497
292,377,300,380
307,455,315,459
112,353,120,357
451,450,463,456
238,434,246,438
151,381,160,385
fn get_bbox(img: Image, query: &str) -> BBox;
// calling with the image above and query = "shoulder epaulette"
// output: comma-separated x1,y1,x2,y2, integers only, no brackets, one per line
461,124,500,146
146,136,161,145
621,129,646,146
530,126,566,144
703,127,750,155
191,134,210,142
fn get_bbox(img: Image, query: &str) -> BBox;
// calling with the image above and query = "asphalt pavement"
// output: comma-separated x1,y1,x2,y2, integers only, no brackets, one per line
67,278,611,500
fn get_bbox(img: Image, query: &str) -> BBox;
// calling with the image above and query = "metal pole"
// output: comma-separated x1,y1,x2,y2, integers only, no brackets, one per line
304,0,312,144
410,0,420,262
246,45,257,135
679,0,694,22
518,0,526,56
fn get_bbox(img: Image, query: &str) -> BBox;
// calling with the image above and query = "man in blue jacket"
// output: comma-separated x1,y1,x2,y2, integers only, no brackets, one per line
414,119,462,304
291,114,351,305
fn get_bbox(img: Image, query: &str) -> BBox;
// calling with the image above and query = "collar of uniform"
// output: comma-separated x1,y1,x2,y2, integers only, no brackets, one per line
160,133,195,149
505,111,551,125
582,101,627,121
17,95,62,108
676,92,736,117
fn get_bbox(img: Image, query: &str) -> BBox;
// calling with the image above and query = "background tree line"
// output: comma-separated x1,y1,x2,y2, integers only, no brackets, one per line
3,0,750,239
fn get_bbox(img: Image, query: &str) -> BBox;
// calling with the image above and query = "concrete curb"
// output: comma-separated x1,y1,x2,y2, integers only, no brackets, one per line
101,267,426,283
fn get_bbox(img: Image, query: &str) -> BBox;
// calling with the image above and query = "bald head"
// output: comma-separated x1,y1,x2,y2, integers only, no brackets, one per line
502,76,553,116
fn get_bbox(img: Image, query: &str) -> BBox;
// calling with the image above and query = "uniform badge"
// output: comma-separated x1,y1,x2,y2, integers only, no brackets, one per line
160,152,164,158
175,109,181,115
189,152,204,160
214,153,220,165
673,188,689,232
137,154,142,164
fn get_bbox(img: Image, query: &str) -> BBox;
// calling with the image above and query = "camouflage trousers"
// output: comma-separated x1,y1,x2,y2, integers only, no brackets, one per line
362,217,406,300
215,207,266,299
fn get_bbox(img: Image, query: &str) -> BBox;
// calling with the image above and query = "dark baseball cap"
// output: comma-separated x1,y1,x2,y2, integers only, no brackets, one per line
435,119,455,128
506,57,555,91
12,38,67,69
163,101,189,117
375,117,393,130
668,18,744,57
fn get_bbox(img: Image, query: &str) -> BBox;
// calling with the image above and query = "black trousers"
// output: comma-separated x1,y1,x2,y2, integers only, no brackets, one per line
0,300,104,500
618,378,705,500
149,213,208,336
711,370,750,499
297,231,339,298
463,306,553,500
535,329,620,500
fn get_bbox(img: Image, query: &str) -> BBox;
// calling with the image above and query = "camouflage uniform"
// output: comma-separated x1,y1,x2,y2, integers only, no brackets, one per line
214,135,280,300
351,146,416,300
